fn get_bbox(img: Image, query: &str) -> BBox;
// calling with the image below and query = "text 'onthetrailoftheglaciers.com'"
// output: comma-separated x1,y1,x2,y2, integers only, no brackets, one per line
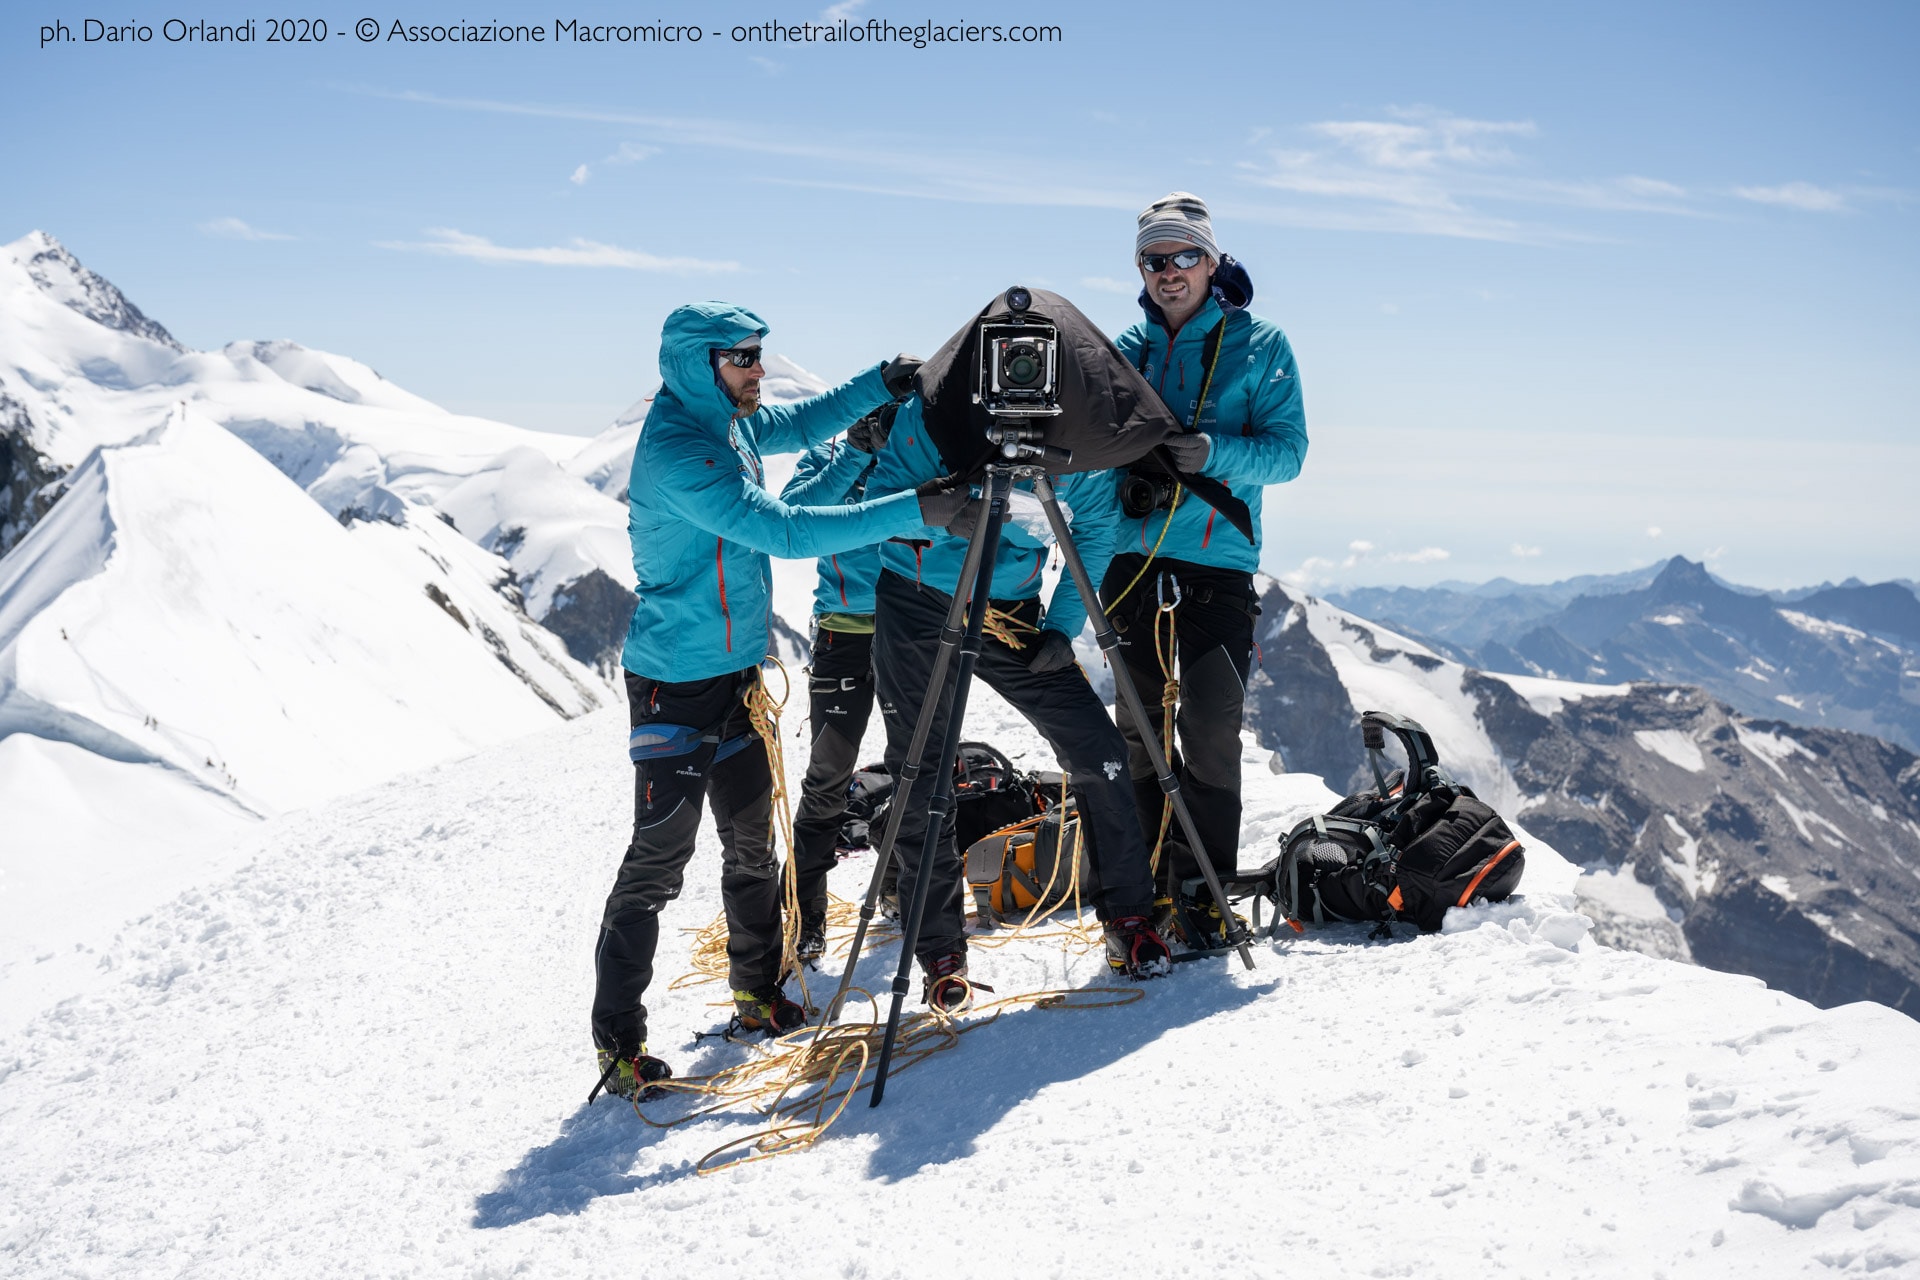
37,17,1066,50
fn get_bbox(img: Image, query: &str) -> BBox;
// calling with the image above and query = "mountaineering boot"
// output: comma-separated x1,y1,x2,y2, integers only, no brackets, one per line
1104,915,1173,978
921,951,976,1014
594,1047,673,1102
1173,886,1248,952
796,911,827,966
732,984,810,1036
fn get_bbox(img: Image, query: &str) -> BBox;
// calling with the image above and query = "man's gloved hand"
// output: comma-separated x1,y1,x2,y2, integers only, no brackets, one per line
1027,629,1078,674
915,478,972,530
847,405,891,453
1163,432,1212,474
881,353,925,398
944,497,985,544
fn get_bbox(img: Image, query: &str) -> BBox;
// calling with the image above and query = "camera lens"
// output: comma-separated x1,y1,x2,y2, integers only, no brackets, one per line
1002,341,1042,387
1119,473,1159,519
1007,287,1031,312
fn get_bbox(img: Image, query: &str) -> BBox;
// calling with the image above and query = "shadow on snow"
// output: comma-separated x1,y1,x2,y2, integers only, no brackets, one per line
473,952,1274,1225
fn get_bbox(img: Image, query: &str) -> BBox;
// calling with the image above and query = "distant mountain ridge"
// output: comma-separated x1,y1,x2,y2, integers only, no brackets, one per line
1247,578,1920,1016
1332,556,1920,751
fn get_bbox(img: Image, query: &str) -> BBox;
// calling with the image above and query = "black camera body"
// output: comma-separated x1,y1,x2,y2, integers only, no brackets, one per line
973,287,1062,419
1119,466,1179,518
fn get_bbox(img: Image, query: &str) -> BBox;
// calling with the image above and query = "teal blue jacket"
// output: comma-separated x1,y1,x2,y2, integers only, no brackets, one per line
1113,296,1307,572
621,302,932,680
782,440,882,617
867,399,1120,640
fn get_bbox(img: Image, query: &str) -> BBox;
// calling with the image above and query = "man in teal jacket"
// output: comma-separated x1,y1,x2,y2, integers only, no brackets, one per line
593,303,970,1102
866,398,1171,1009
1102,192,1308,945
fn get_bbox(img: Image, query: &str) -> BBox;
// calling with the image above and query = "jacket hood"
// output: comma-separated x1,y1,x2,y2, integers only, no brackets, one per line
657,301,769,421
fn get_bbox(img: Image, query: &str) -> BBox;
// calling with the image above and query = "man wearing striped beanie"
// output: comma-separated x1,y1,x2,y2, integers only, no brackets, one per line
1103,192,1310,950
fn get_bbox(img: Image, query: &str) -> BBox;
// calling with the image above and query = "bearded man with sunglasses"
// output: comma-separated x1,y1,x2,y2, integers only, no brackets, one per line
590,302,973,1104
1102,192,1309,949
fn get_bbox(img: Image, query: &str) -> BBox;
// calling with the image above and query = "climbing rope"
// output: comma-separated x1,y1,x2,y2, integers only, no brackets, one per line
1149,586,1181,884
1102,484,1182,618
977,602,1040,652
629,961,1142,1175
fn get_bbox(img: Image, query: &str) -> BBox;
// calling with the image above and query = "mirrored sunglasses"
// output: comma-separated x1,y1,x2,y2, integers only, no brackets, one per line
1139,249,1208,273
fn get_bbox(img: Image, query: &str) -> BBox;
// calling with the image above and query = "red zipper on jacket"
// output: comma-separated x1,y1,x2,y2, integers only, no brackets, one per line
715,537,733,651
832,555,848,606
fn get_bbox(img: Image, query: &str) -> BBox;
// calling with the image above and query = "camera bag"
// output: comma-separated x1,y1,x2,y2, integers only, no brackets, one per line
965,798,1090,923
1267,712,1526,935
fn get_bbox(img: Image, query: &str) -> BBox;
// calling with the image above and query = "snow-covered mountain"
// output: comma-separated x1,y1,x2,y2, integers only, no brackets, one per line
3,661,1918,1278
1249,578,1920,1015
1334,557,1920,752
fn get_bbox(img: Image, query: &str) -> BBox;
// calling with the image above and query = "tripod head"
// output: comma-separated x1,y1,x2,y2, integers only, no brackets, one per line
985,417,1074,469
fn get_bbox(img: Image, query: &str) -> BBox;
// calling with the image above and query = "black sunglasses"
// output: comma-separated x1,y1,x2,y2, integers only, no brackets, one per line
1139,249,1208,273
714,346,763,369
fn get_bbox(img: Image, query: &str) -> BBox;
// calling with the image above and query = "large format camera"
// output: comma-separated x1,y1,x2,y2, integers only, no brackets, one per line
973,287,1061,418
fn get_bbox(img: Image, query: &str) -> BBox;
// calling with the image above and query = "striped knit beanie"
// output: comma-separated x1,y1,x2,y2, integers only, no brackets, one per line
1135,191,1220,262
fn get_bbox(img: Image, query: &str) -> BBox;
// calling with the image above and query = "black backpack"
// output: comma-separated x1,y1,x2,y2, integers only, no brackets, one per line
1270,711,1526,934
834,765,895,853
838,741,1044,855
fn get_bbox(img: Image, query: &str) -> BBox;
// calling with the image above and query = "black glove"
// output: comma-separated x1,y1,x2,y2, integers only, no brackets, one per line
1163,432,1211,474
944,497,985,544
847,404,892,454
881,353,925,398
1026,629,1078,674
915,478,971,529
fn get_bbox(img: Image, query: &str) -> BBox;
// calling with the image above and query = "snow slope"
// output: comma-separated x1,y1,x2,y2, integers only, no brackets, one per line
0,407,601,1022
0,231,630,620
2,671,1916,1279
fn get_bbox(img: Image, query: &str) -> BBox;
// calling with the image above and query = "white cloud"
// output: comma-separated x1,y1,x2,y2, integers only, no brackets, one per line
1282,541,1449,587
1647,526,1663,539
749,55,782,75
607,143,661,164
1079,276,1137,294
1236,106,1702,243
376,228,739,273
569,165,590,186
200,216,293,242
1734,181,1846,212
822,0,865,19
1511,543,1543,558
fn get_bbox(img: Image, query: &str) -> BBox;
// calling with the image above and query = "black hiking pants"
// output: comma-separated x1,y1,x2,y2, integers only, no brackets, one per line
873,570,1157,971
1102,554,1259,892
790,626,877,919
591,667,782,1056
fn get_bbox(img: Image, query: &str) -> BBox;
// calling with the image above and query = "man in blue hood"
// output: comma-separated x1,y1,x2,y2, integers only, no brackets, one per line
1102,193,1308,947
592,302,973,1103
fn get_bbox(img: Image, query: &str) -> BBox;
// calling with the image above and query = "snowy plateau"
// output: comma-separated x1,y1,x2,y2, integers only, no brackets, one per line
3,233,1920,1278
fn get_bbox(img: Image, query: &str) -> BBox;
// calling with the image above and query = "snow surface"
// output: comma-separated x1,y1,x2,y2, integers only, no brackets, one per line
0,407,601,1018
1634,727,1708,774
3,673,1918,1279
1485,670,1633,717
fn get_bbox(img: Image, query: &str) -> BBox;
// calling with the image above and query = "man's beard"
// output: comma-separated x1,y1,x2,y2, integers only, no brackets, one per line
732,387,761,416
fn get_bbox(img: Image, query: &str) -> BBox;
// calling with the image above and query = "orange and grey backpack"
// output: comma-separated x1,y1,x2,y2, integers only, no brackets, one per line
1270,711,1526,936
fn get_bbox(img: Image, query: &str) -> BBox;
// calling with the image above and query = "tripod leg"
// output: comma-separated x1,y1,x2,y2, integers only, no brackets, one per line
870,469,1014,1106
1031,476,1256,970
819,491,999,1029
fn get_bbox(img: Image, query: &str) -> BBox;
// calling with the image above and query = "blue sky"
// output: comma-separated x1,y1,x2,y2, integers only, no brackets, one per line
3,0,1914,590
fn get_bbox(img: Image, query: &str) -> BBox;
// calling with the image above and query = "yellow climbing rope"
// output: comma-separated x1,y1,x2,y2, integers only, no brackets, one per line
1149,594,1181,880
1102,485,1182,618
629,958,1142,1175
978,602,1041,652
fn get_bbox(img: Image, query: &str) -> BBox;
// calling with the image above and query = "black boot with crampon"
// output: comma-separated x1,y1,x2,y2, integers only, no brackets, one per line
922,950,992,1014
1104,915,1173,978
795,911,827,967
730,984,810,1038
590,1046,674,1103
